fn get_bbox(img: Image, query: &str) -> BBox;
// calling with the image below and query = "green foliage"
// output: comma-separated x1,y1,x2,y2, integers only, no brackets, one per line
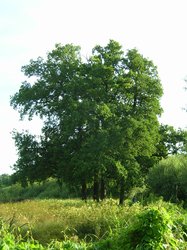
0,174,13,187
123,208,176,249
155,125,187,158
92,204,187,249
0,180,74,202
11,40,163,203
0,220,88,249
0,200,186,249
147,155,187,203
11,130,42,186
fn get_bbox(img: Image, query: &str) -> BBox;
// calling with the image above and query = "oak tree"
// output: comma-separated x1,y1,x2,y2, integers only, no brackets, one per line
11,40,163,203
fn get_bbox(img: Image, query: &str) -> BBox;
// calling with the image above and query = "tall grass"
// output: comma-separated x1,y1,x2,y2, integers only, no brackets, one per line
0,199,134,244
0,199,186,249
0,198,186,247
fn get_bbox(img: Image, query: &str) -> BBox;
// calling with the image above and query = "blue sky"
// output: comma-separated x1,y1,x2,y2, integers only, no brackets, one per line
1,0,187,174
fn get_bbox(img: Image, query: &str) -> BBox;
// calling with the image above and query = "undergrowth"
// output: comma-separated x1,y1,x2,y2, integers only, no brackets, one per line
0,199,186,249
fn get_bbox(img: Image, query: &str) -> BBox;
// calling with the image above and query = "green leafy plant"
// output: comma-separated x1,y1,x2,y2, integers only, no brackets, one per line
119,207,186,249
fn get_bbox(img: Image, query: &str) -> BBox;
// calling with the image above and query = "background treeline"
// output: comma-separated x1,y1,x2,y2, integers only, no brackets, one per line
0,176,75,202
6,40,187,204
2,153,187,205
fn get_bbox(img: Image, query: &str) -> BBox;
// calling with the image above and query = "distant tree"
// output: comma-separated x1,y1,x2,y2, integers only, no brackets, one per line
156,125,187,157
12,130,41,187
136,125,187,174
0,174,12,187
11,40,163,204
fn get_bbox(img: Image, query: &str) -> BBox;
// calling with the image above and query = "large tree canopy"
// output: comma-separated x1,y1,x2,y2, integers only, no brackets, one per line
11,40,163,203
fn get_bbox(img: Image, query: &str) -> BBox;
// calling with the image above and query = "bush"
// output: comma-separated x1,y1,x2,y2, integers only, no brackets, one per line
147,155,187,202
0,179,74,202
93,206,187,249
123,207,177,249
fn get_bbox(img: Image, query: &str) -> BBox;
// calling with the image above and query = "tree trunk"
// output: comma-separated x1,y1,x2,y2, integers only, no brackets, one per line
81,180,87,201
93,175,100,202
100,177,106,200
119,177,125,205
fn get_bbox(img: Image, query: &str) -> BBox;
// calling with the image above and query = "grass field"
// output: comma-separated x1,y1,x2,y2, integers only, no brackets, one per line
0,198,187,249
0,199,133,244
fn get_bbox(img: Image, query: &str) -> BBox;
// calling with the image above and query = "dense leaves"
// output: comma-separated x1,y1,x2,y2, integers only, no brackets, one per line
148,155,187,203
11,40,163,203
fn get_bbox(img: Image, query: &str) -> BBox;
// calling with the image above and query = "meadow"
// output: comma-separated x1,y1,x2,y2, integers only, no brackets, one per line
0,199,134,244
0,198,187,249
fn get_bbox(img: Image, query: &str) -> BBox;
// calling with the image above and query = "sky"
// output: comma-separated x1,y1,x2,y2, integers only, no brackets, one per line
1,0,187,174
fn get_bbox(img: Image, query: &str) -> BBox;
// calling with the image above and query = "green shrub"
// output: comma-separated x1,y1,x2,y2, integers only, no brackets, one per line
0,180,75,202
147,155,187,202
92,204,187,249
124,208,176,249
